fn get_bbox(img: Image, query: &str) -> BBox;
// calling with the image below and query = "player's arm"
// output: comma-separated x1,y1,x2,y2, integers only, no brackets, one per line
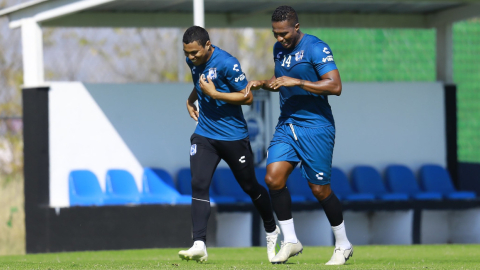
269,70,342,96
245,76,278,96
186,87,199,121
199,74,253,105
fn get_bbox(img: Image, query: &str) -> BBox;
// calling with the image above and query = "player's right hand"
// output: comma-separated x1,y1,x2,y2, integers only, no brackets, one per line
245,81,263,97
186,100,199,121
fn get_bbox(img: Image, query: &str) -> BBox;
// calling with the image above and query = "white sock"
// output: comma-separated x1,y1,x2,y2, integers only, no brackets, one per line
332,221,351,249
193,240,205,249
278,218,298,244
266,230,277,236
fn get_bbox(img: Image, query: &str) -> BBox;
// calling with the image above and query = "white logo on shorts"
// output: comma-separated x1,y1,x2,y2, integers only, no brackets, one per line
190,144,197,156
239,156,246,163
316,172,324,180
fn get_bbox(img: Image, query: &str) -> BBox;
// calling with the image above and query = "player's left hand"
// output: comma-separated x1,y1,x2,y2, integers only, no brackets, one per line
269,76,301,90
199,74,218,98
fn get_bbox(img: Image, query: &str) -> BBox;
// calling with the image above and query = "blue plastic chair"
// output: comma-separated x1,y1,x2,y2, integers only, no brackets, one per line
331,167,375,201
420,164,476,200
145,167,176,190
351,166,409,201
213,168,252,203
177,168,236,204
69,170,105,206
106,169,167,204
285,169,314,202
385,165,442,200
143,168,191,204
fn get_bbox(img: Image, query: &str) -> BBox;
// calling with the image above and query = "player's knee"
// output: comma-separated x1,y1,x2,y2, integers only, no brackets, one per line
191,177,210,195
310,184,332,201
264,174,285,190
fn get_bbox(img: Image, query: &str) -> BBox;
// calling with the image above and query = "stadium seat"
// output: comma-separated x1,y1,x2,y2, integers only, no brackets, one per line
143,168,191,204
69,170,105,206
213,168,252,203
285,168,314,202
330,167,375,201
177,168,236,204
145,167,176,189
256,167,306,203
351,166,409,201
106,169,169,204
385,165,442,200
419,164,476,200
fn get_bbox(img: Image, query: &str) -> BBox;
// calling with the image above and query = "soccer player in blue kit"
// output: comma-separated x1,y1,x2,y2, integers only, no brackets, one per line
178,26,280,263
246,6,353,265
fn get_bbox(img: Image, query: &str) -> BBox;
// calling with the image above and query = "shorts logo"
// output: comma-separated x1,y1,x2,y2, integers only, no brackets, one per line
190,144,197,156
316,172,324,180
239,156,246,163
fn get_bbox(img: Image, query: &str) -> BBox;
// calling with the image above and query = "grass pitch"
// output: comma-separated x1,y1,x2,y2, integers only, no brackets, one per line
1,245,479,269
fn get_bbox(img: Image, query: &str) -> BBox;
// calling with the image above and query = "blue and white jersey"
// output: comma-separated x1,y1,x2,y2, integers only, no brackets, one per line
273,34,337,127
187,45,249,141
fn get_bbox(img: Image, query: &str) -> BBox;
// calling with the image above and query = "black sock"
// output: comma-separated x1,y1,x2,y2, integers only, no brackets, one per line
269,186,293,221
191,198,210,243
319,192,343,227
251,185,277,233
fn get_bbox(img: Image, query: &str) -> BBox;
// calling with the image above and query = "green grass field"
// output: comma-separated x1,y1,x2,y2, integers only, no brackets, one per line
1,245,479,269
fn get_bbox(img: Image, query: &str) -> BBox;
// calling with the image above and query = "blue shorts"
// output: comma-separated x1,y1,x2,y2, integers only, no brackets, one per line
267,124,335,185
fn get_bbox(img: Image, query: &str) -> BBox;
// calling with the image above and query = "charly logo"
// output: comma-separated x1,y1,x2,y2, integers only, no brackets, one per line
316,172,324,180
233,64,240,72
207,68,217,79
190,144,197,156
323,47,330,54
192,66,196,74
276,51,283,59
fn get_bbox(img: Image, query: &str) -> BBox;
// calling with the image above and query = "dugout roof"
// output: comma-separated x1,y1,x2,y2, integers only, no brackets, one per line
1,0,480,86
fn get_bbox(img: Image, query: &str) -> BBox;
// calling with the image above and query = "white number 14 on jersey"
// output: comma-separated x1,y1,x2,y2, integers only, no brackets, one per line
281,55,291,68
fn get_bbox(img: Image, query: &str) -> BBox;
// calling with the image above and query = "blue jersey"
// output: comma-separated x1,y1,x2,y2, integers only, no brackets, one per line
187,45,249,141
273,34,337,127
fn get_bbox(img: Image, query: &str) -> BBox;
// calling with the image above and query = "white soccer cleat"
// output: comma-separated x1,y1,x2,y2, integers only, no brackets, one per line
178,241,208,262
325,245,353,265
270,240,303,264
266,225,281,262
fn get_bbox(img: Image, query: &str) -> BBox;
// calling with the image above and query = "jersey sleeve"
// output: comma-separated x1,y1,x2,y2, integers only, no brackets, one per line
223,57,248,92
310,42,338,76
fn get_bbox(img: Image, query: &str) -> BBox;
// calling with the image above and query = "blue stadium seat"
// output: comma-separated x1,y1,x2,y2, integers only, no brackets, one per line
106,169,169,204
285,169,314,202
69,170,105,206
420,164,476,200
331,167,375,201
385,165,442,200
177,168,236,204
143,168,191,204
213,168,252,203
145,167,176,189
351,166,409,201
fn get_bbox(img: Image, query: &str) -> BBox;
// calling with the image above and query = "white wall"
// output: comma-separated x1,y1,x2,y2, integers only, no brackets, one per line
49,82,196,207
270,82,446,174
50,82,446,207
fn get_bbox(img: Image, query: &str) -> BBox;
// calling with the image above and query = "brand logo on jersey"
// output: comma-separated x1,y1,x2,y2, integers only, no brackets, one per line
295,50,304,61
322,55,334,63
207,68,217,79
233,64,240,72
192,66,196,74
316,172,324,180
323,47,331,54
190,144,197,156
239,156,246,163
276,51,283,59
235,73,246,82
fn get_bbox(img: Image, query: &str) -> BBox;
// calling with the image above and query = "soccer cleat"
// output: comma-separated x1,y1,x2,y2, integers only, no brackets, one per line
178,241,208,262
266,225,281,262
325,245,353,265
270,240,303,264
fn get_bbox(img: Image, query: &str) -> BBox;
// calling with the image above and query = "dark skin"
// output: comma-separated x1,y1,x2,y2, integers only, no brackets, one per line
246,19,342,201
183,40,253,121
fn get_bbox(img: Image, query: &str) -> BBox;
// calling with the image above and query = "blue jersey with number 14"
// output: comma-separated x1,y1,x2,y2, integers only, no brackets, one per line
273,34,337,127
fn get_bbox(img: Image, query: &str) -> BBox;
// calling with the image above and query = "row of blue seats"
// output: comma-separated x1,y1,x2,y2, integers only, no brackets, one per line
69,164,476,206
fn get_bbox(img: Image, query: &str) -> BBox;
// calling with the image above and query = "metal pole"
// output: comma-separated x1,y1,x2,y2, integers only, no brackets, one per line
193,0,204,27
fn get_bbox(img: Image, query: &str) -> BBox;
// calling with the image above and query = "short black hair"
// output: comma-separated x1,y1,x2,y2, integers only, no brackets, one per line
183,26,210,47
271,6,298,26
